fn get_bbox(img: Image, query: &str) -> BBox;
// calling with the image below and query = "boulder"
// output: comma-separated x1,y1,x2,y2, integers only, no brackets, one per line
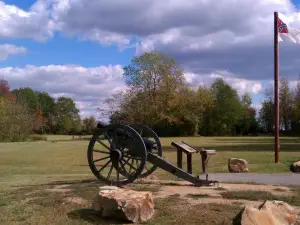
228,158,248,173
290,161,300,173
92,186,154,223
233,200,298,225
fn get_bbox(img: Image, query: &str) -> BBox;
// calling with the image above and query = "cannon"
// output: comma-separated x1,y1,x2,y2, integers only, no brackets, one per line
87,122,219,187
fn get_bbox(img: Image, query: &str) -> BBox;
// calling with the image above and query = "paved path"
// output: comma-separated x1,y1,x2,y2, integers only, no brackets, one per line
198,173,300,186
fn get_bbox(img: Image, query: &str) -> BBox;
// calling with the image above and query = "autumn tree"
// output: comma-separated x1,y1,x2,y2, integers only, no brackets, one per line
122,51,186,127
0,80,34,141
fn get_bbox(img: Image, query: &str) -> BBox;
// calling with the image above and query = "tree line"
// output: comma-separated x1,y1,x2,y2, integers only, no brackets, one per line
1,51,300,141
103,51,300,137
0,80,97,141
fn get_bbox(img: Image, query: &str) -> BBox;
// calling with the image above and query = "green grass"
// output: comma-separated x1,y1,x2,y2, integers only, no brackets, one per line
186,193,210,198
147,194,242,225
0,135,299,224
0,136,299,190
0,184,242,225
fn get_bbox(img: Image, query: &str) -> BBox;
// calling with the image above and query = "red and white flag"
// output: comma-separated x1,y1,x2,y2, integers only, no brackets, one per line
277,16,300,43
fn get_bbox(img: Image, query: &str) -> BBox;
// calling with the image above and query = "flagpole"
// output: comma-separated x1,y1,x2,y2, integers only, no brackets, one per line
274,11,280,163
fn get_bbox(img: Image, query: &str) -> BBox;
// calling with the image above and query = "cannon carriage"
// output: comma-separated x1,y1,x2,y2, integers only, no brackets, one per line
87,122,218,187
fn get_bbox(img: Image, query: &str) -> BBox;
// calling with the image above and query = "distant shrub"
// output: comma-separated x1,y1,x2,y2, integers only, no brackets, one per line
28,135,48,141
0,97,35,142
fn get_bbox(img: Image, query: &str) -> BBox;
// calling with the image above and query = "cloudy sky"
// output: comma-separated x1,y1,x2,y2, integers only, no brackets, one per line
1,0,300,120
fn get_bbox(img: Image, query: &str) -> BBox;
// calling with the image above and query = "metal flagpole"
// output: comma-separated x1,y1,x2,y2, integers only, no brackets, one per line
274,11,280,163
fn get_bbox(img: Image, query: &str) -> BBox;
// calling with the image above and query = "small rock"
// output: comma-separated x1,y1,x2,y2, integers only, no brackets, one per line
228,158,248,173
290,161,300,173
233,200,298,225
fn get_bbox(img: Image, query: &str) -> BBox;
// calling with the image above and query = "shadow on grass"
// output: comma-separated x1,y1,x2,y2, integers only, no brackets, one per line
67,208,129,224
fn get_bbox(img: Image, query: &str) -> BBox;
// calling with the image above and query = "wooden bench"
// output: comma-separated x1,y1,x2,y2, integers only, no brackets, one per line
171,141,216,179
171,141,197,174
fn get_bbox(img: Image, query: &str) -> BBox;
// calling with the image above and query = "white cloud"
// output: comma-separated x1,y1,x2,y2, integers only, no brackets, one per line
0,44,27,60
252,103,263,112
184,71,263,95
3,0,300,118
2,0,300,81
1,63,267,120
1,64,126,119
0,0,54,41
46,0,300,80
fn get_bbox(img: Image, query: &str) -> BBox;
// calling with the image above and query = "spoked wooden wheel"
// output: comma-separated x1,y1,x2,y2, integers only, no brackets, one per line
87,124,147,186
129,124,162,178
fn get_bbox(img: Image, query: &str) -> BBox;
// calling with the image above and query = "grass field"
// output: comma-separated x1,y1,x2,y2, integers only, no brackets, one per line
0,135,300,224
1,135,300,189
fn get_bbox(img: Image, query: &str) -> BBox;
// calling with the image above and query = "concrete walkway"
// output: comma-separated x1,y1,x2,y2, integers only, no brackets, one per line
198,173,300,186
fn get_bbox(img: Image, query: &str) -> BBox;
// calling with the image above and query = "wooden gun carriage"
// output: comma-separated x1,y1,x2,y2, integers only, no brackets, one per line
87,122,218,187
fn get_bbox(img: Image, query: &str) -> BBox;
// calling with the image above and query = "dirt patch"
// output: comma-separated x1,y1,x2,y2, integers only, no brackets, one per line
137,180,298,208
53,184,71,189
2,178,299,225
45,184,72,193
63,197,88,205
155,181,292,194
45,188,72,193
20,197,42,205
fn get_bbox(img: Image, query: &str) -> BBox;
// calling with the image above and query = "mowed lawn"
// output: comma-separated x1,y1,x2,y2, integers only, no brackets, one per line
0,135,300,190
1,135,300,225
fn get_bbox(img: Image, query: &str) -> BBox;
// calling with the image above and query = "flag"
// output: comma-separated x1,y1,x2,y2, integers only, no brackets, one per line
277,16,300,44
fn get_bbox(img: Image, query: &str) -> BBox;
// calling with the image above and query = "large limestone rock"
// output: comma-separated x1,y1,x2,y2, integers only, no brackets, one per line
228,158,248,173
290,161,300,173
234,200,298,225
92,186,154,223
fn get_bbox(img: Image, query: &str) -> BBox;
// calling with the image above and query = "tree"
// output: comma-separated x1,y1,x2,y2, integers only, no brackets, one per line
0,79,9,95
207,78,244,135
35,91,56,117
237,93,255,135
259,101,274,133
0,79,16,101
34,107,43,131
54,97,81,134
279,77,292,132
82,116,97,134
34,91,56,133
122,51,186,126
98,91,124,123
291,75,300,134
0,81,34,141
12,87,39,113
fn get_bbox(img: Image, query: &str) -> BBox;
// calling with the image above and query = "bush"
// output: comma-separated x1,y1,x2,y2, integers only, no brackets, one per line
28,135,48,141
0,98,34,142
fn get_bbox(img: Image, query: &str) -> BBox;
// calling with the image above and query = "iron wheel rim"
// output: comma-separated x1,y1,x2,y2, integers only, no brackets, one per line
87,124,147,186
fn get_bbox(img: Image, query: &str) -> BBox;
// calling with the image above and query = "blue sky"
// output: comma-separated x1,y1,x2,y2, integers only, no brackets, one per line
2,0,300,119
